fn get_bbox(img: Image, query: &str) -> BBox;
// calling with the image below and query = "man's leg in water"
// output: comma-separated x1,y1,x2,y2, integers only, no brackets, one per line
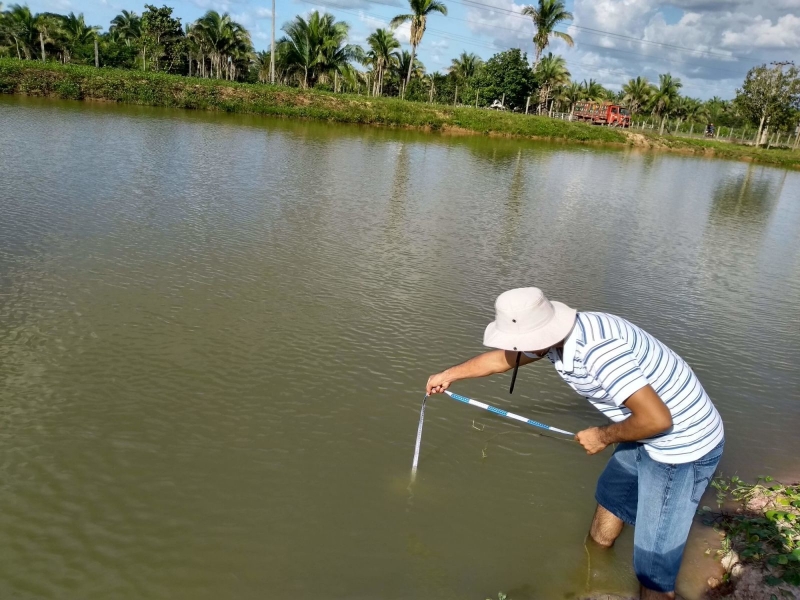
633,441,724,600
589,504,625,547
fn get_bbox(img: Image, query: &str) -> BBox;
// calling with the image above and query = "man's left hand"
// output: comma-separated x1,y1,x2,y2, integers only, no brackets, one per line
575,427,609,455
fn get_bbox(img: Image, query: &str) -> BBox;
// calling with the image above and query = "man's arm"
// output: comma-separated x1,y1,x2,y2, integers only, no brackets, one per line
426,350,541,395
575,385,673,454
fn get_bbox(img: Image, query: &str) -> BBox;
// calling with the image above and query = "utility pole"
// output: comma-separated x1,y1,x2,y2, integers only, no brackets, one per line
94,38,99,67
270,0,276,84
525,96,530,114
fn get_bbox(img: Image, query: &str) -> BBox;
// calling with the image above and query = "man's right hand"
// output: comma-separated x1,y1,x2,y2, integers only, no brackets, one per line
426,372,451,395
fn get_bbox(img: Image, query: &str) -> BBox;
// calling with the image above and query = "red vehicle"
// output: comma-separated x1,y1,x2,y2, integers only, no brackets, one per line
573,101,631,127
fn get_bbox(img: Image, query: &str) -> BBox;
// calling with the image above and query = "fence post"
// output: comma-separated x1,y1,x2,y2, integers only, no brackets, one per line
740,127,746,143
689,123,694,136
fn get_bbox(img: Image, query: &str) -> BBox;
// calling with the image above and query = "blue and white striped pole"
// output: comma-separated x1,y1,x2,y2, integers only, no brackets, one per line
444,390,574,436
411,390,574,479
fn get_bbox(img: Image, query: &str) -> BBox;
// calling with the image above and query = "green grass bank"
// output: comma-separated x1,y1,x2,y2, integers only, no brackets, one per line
2,60,798,170
702,477,800,599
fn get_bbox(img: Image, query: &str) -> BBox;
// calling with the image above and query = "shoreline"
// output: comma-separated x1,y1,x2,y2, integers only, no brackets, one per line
2,60,798,170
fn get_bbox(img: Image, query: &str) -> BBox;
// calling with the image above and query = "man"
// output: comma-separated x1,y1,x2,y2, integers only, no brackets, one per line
426,287,724,600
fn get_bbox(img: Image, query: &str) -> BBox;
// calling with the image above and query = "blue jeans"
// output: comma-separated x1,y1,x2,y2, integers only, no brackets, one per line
595,440,724,592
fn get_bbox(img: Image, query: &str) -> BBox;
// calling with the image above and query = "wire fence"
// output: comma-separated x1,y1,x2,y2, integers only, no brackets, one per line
446,91,800,150
627,119,800,149
544,110,800,149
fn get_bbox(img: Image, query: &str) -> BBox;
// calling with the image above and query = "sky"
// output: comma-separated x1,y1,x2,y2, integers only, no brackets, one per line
22,0,800,99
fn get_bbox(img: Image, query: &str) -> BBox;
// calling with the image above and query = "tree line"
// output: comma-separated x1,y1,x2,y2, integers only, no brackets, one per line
1,0,798,145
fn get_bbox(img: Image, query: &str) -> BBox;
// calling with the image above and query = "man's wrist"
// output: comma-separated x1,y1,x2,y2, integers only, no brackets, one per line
597,425,616,446
442,367,459,384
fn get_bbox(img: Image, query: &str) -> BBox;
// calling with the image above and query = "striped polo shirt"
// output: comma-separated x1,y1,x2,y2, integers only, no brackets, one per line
528,312,724,464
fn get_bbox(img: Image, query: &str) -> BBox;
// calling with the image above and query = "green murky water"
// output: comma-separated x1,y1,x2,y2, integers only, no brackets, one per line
1,96,799,599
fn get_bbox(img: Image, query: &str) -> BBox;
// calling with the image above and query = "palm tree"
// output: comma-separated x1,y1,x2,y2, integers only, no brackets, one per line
109,10,140,47
394,49,424,83
521,0,573,68
338,63,363,93
3,4,37,59
278,17,312,87
193,11,252,80
649,72,682,134
390,0,447,89
559,81,583,115
672,96,704,130
621,76,653,116
581,78,604,101
535,52,569,114
252,50,272,83
185,22,210,77
278,11,353,88
449,51,481,80
366,28,400,96
704,97,730,126
59,12,99,64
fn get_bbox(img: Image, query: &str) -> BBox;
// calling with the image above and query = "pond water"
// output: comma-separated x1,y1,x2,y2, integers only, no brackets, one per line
1,96,799,600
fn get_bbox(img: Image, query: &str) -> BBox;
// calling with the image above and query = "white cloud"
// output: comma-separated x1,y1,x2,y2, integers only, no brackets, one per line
558,0,800,97
295,0,401,10
41,0,72,10
394,21,410,44
464,0,531,50
721,14,800,49
357,11,411,43
189,0,236,10
254,7,274,19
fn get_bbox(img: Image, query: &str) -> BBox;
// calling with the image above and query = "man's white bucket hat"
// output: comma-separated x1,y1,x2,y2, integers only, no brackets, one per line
483,287,577,352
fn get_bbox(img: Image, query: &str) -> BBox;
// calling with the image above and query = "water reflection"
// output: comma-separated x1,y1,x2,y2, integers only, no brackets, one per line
498,149,525,258
389,142,410,216
709,164,778,225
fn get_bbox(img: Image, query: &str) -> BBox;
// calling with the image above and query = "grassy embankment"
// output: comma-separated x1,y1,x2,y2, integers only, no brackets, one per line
701,476,800,599
2,60,799,169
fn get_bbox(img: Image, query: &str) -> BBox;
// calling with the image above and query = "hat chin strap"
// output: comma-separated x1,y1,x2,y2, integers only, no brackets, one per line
509,351,521,394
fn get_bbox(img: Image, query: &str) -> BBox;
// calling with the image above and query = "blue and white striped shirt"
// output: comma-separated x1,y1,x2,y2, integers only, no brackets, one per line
530,312,723,464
